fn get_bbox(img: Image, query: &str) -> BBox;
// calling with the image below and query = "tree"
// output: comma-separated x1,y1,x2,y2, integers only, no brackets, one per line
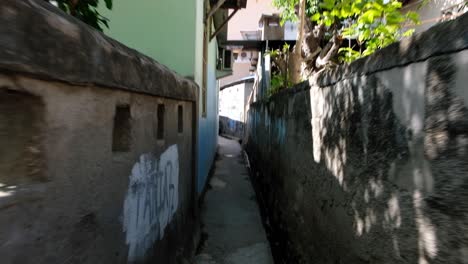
288,0,306,84
273,0,419,82
44,0,113,31
267,43,293,94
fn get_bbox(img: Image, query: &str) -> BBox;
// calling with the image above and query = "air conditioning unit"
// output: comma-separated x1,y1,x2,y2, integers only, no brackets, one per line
217,48,232,71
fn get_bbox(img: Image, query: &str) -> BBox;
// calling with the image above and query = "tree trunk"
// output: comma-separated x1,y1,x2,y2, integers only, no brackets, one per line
315,34,342,69
289,0,306,84
69,0,79,16
303,23,325,72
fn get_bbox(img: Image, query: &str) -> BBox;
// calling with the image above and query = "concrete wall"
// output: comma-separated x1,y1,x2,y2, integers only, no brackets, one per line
261,22,284,40
0,1,198,263
246,13,468,263
220,62,252,87
101,0,219,194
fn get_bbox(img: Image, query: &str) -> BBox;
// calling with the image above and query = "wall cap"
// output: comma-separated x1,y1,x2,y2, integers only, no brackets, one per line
317,12,468,87
0,0,198,101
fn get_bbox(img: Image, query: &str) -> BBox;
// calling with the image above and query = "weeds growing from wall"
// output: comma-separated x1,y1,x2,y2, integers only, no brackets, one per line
266,43,294,97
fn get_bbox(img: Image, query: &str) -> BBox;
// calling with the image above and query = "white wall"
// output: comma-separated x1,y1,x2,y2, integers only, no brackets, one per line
227,0,279,40
402,0,466,33
219,83,246,122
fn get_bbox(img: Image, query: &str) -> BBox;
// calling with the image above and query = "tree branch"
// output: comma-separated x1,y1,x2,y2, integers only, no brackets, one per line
301,23,326,73
289,0,307,84
69,0,79,16
315,33,343,69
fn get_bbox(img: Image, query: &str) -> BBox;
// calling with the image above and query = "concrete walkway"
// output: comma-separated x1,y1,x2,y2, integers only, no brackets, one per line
194,136,274,264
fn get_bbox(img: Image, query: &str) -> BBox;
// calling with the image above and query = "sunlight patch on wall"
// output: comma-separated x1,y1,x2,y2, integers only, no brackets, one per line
413,190,438,263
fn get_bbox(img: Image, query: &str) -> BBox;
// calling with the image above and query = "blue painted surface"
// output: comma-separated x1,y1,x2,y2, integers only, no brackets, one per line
102,0,219,194
197,39,219,193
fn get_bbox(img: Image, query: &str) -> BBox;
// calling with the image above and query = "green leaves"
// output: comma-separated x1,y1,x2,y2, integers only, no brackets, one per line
275,0,420,65
360,9,381,23
339,0,419,62
358,28,371,43
104,0,113,9
340,6,352,18
311,12,321,21
406,11,420,24
339,47,361,63
390,1,402,9
267,43,293,95
273,0,300,23
385,12,405,24
48,0,113,31
320,0,335,10
402,28,415,37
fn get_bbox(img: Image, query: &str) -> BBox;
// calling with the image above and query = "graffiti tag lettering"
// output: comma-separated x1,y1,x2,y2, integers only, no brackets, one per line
123,145,179,262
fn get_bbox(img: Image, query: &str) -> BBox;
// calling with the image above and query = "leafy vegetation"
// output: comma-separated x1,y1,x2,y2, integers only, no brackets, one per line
44,0,113,31
271,0,420,82
266,43,294,94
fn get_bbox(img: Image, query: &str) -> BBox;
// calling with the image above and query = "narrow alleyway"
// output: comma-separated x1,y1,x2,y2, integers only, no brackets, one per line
195,137,274,264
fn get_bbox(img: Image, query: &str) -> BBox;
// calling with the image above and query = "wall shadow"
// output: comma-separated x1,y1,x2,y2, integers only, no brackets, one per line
245,52,468,263
219,115,245,140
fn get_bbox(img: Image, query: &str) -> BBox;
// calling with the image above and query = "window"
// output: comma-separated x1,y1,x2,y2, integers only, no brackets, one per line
178,105,184,133
157,104,165,140
0,89,45,184
112,105,131,152
202,16,210,118
224,49,232,69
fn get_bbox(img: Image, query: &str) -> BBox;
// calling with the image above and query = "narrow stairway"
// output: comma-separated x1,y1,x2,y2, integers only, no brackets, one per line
194,136,274,264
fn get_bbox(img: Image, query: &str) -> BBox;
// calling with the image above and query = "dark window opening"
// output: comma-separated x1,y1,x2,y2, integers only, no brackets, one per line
202,21,208,117
157,104,165,140
224,49,232,69
178,105,184,133
0,89,45,185
202,89,207,118
112,105,131,152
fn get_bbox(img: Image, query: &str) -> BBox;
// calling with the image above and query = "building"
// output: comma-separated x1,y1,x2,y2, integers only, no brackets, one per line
219,76,255,139
402,0,468,33
100,0,247,193
216,0,297,139
219,0,285,87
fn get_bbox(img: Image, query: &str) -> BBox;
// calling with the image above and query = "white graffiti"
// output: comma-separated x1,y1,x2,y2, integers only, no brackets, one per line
123,145,179,262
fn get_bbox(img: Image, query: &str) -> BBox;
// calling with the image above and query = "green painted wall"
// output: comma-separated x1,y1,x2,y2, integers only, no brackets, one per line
101,0,220,193
193,0,204,86
100,0,197,78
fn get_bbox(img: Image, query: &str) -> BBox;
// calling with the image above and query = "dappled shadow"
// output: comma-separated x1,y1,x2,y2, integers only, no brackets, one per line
0,88,47,263
246,50,468,263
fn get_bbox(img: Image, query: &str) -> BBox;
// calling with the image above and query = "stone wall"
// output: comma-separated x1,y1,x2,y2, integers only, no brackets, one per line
219,115,245,139
245,13,468,263
0,1,198,263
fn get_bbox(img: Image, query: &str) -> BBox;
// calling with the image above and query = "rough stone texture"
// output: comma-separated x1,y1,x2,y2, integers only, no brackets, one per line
0,89,46,185
245,14,468,264
0,75,197,264
0,1,199,263
0,0,197,102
